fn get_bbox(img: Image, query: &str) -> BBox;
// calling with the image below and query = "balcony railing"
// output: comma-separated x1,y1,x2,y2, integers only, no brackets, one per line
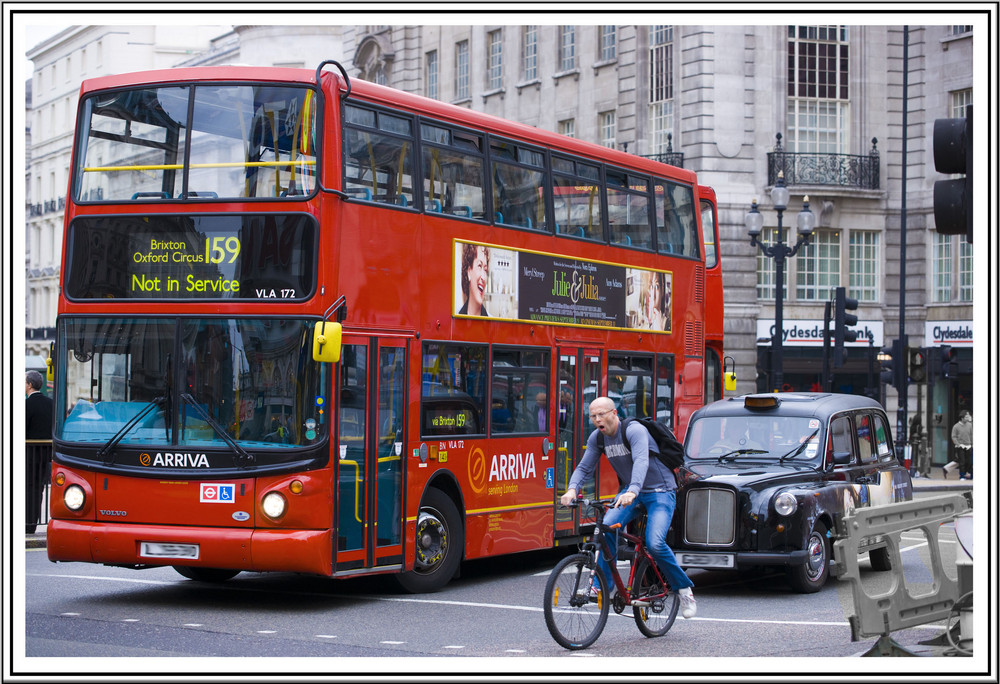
767,134,880,190
640,133,685,168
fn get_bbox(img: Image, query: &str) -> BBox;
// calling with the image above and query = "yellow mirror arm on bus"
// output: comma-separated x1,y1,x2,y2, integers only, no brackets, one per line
313,295,347,363
46,342,55,383
724,355,737,393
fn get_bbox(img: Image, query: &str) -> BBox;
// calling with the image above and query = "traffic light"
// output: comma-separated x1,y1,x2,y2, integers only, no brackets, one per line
939,345,957,379
908,347,927,383
880,339,905,394
833,287,858,368
933,105,972,243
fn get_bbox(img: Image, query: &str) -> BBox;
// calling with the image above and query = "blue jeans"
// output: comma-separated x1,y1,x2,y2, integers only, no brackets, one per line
596,490,694,592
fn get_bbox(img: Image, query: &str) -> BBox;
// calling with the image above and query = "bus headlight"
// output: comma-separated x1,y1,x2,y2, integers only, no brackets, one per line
64,484,86,511
261,491,287,520
774,492,798,517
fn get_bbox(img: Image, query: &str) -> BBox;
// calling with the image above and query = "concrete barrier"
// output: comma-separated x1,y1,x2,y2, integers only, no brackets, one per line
831,492,973,656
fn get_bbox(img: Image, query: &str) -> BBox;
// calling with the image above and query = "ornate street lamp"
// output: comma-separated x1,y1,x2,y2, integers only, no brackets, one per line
746,172,816,392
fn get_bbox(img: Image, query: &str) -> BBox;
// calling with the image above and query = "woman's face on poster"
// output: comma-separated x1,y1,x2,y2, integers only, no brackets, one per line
468,246,489,309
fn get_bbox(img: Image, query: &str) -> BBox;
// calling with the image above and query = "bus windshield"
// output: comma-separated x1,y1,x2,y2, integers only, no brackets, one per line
74,84,317,202
56,317,329,450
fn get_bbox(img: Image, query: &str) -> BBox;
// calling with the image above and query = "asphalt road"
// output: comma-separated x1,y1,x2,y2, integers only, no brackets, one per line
19,518,968,678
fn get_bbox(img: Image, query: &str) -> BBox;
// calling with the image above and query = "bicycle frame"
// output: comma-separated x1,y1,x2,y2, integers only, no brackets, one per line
587,500,672,611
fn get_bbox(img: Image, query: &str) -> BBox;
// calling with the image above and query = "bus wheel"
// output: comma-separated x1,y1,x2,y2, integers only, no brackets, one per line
395,488,463,593
173,566,241,583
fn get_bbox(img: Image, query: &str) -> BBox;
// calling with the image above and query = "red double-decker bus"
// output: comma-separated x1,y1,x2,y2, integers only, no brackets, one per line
48,61,723,591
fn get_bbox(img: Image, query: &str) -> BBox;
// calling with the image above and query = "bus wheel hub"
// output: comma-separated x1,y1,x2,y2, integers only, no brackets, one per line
414,511,447,569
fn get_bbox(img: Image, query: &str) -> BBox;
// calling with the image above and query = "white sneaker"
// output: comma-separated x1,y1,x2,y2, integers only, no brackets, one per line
679,588,697,619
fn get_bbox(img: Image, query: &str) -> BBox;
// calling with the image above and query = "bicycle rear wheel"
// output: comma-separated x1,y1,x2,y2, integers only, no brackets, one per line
543,552,610,650
632,557,679,637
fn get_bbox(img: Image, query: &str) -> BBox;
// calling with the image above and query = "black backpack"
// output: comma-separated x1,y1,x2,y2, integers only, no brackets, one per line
597,416,686,471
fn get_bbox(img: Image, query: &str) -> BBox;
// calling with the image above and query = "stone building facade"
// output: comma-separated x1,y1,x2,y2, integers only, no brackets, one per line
24,21,976,462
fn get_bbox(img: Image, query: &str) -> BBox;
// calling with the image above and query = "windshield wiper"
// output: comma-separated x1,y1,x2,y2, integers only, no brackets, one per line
181,393,255,468
97,396,166,465
779,429,820,462
716,448,768,463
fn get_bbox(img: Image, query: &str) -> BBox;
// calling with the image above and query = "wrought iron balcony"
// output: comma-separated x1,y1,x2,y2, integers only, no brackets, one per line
639,133,684,168
767,133,880,190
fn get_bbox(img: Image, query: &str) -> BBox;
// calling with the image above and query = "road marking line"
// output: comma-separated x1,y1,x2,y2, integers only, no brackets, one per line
315,635,337,639
380,640,406,645
31,572,947,633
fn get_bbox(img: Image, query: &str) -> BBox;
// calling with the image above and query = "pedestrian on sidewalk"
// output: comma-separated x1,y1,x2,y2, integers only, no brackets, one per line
949,411,973,480
25,370,53,534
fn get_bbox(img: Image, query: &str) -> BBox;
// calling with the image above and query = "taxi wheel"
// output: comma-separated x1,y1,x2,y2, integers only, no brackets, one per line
787,523,829,593
868,546,893,572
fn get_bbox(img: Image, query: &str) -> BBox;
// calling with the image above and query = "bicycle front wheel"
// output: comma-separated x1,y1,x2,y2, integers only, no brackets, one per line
632,557,679,638
543,552,610,650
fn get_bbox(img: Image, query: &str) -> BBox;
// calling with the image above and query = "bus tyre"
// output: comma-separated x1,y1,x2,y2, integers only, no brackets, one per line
395,488,463,593
173,566,241,582
787,522,830,593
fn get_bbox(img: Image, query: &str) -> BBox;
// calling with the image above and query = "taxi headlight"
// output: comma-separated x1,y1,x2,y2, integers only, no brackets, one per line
64,484,86,511
774,492,798,516
261,491,287,520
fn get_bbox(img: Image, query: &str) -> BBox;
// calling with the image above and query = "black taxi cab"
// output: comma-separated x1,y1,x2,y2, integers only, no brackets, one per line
672,393,912,593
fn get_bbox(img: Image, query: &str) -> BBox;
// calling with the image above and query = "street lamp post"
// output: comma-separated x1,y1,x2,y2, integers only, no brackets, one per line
746,172,816,393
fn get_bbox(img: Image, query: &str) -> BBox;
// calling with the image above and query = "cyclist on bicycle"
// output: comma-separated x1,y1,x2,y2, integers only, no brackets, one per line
559,396,697,618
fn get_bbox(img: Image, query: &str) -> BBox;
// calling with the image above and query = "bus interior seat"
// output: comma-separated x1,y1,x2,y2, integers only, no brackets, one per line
347,187,373,200
186,191,219,198
132,191,170,200
454,205,472,217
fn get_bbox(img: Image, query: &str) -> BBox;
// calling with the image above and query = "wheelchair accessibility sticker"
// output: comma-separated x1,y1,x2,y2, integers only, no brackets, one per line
200,483,236,503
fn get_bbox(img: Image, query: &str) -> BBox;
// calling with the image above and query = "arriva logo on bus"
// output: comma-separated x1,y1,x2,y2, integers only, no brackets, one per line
487,452,537,496
142,452,211,468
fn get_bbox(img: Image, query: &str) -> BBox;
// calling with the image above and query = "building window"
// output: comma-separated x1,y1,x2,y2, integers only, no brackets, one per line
933,234,973,303
559,26,576,72
487,29,503,90
795,229,841,301
848,230,880,302
599,26,616,61
951,25,973,35
786,25,850,153
599,111,616,148
649,25,674,155
558,119,576,139
950,89,972,118
455,40,470,100
959,240,973,302
425,51,438,99
932,233,953,303
522,26,538,81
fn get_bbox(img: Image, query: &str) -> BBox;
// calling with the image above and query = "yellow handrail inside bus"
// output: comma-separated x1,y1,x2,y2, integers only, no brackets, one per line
339,457,364,524
339,452,402,525
83,160,316,172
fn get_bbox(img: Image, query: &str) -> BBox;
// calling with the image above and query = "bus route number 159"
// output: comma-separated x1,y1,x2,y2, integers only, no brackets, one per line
206,236,241,264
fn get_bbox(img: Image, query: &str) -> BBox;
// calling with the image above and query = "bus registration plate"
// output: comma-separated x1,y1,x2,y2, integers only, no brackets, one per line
677,552,734,569
140,542,200,559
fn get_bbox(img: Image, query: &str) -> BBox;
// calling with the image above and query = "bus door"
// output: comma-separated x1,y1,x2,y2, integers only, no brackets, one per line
335,336,407,573
554,348,602,538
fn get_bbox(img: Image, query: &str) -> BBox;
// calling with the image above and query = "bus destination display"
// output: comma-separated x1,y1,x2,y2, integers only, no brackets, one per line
65,214,317,301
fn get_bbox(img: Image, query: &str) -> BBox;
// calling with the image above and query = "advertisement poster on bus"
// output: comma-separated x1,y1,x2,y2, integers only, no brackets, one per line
453,240,671,333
